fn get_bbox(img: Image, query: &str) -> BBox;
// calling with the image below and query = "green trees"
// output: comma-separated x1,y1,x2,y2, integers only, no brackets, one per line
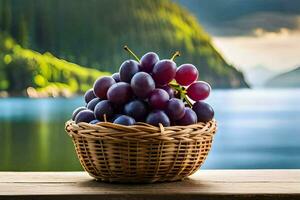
0,34,109,96
0,0,248,88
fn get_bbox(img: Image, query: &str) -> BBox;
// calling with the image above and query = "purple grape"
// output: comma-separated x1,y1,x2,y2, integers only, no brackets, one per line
148,89,169,109
75,110,95,124
72,107,86,120
165,98,185,121
112,73,121,82
84,89,96,103
86,98,102,111
90,119,100,124
192,101,214,122
159,85,175,98
113,115,136,126
140,52,159,73
176,107,197,125
107,82,133,105
152,59,176,86
119,60,140,83
146,110,170,127
94,100,114,121
131,72,155,99
124,100,148,121
93,76,116,99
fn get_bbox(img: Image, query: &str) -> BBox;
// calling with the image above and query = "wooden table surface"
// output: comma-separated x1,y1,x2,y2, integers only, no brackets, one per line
0,170,300,200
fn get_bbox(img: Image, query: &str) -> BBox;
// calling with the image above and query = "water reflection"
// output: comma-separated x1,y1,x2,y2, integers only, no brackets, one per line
0,89,300,170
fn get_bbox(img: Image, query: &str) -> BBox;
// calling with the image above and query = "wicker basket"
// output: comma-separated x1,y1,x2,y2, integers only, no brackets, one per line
65,119,217,183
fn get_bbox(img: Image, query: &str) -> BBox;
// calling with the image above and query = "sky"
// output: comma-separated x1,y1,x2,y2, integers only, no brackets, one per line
177,0,300,73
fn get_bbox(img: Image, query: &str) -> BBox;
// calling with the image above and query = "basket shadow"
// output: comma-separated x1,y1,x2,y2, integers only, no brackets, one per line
77,176,211,189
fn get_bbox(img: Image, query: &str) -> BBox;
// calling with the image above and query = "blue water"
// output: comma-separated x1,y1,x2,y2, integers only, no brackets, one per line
0,89,299,170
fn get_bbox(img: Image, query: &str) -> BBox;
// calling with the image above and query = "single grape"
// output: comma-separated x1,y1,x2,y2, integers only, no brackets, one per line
176,107,197,125
111,114,122,122
94,100,114,121
175,64,198,86
140,52,159,73
187,81,211,101
90,119,100,124
131,72,155,99
75,110,95,124
93,76,116,99
124,100,148,121
146,110,170,127
159,85,175,98
113,115,136,126
86,98,101,111
165,98,185,121
107,82,133,105
148,89,169,109
152,59,176,86
119,60,140,83
72,107,86,120
84,89,96,103
192,101,214,122
112,73,121,82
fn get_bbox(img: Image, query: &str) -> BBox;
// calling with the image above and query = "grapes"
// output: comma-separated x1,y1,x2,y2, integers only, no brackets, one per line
192,101,214,122
90,119,100,124
131,72,155,99
86,98,101,111
107,82,133,105
119,60,140,83
175,64,198,86
159,85,175,98
94,100,114,121
93,76,116,99
146,110,170,127
72,48,215,127
113,115,136,125
176,107,197,125
152,59,176,86
75,110,95,123
124,100,148,121
72,107,86,120
187,81,211,101
140,52,159,73
148,89,169,109
165,98,185,120
112,73,121,82
84,89,96,103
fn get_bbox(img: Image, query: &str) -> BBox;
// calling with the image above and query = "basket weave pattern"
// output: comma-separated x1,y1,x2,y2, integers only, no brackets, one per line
65,119,217,183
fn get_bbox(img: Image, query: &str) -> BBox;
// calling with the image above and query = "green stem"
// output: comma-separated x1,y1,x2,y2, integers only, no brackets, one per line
183,95,193,107
124,45,140,62
170,51,180,61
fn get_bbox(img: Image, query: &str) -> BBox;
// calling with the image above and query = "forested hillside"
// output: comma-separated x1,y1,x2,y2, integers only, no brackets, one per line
0,33,108,97
0,0,248,88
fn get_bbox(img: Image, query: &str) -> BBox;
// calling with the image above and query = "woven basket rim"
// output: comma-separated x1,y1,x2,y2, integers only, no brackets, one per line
65,119,217,142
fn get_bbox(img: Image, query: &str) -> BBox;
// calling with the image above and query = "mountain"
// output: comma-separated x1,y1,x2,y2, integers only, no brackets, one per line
244,66,277,88
0,0,248,88
265,66,300,88
0,33,109,97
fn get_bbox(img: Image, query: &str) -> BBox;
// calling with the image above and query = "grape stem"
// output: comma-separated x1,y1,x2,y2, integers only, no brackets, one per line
170,51,180,61
124,45,140,62
169,82,193,107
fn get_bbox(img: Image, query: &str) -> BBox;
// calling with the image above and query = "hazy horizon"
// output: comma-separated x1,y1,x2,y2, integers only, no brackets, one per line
177,0,300,75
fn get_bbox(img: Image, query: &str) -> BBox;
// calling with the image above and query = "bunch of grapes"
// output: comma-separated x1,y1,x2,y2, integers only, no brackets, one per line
71,47,214,127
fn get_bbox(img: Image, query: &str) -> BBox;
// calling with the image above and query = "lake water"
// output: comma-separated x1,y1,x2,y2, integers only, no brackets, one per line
0,89,300,171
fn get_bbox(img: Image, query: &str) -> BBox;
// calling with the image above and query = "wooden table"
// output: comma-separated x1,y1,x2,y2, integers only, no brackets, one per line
0,170,300,200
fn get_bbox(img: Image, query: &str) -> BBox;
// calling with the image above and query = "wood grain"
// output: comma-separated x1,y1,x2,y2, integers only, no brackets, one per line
0,170,300,200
